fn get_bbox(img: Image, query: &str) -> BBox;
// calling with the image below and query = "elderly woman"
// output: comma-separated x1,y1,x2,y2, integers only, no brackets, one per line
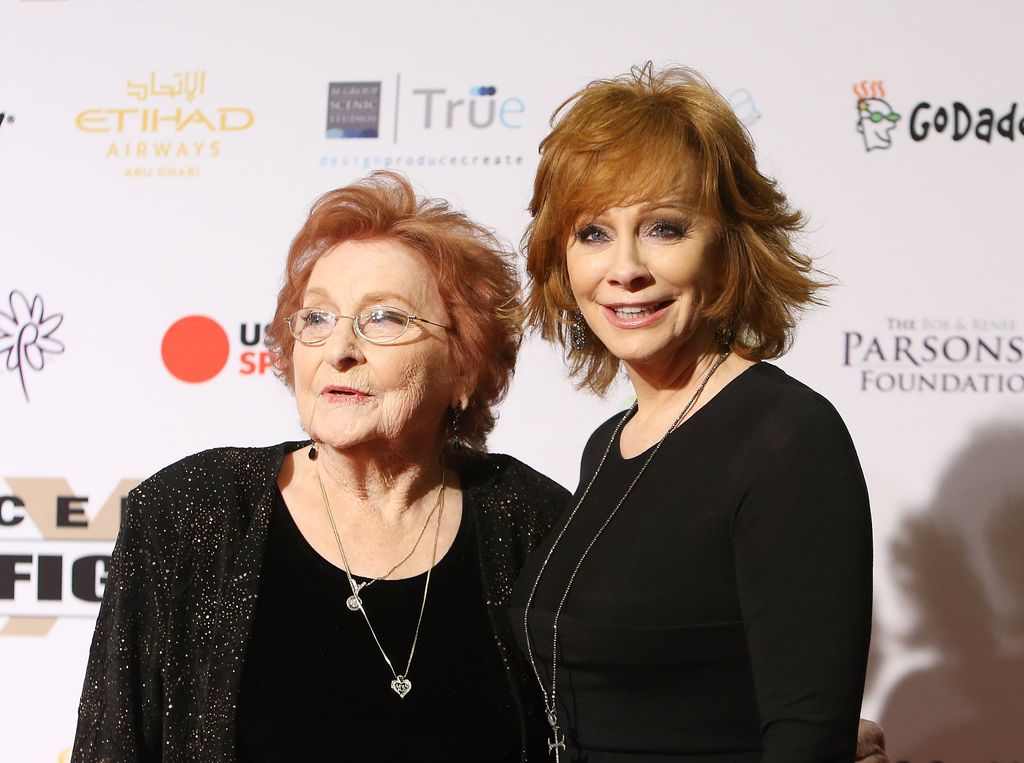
72,172,567,761
512,65,874,762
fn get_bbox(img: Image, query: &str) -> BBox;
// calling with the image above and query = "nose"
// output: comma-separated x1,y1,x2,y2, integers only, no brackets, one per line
323,315,365,369
606,236,652,291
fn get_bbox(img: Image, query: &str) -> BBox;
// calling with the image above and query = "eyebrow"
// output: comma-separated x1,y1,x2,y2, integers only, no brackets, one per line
303,287,414,307
637,200,699,214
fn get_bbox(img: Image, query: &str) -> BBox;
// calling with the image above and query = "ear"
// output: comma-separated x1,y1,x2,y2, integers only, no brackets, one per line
452,390,471,412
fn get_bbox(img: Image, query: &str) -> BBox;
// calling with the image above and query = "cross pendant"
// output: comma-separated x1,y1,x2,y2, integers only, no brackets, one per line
547,726,566,760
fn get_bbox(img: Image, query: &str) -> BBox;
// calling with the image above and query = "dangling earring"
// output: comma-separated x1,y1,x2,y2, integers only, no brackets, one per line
714,323,735,348
450,406,463,449
308,443,318,460
570,308,588,352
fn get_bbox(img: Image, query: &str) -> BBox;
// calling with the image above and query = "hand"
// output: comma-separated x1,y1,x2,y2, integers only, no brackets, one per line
855,719,888,763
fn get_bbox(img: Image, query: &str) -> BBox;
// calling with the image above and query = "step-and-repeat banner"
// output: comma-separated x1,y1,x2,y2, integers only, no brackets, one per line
2,1,1022,761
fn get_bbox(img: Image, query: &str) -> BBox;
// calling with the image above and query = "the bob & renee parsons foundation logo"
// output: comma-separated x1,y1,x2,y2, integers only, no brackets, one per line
160,314,276,383
0,477,139,636
854,78,1024,152
843,316,1024,393
75,70,255,179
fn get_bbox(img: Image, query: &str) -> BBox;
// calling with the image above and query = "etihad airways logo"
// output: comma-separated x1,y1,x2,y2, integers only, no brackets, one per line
75,70,255,178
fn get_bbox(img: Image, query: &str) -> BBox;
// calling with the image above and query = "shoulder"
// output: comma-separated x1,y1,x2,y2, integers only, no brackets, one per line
581,410,629,465
730,363,854,450
458,450,569,535
126,441,304,530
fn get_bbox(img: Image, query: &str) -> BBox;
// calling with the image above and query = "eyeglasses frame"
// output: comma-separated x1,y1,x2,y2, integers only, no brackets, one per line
284,305,450,346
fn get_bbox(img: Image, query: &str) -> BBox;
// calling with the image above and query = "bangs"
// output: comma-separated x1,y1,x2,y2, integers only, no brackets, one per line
545,102,715,234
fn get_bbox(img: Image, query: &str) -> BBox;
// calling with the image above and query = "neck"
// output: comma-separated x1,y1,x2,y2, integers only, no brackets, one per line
312,441,443,530
624,330,724,423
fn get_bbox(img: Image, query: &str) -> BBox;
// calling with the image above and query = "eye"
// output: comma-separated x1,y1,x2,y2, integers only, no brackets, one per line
645,219,691,240
303,309,332,326
365,307,408,326
575,224,610,245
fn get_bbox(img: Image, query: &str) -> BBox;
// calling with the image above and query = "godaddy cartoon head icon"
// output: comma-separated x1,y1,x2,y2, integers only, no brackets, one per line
854,80,901,151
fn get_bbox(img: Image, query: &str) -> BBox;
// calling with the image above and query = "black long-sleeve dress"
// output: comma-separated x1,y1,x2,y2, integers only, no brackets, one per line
511,363,873,762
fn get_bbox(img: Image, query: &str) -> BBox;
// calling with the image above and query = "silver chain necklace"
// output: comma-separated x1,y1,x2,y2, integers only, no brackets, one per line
316,465,445,698
522,352,730,759
341,486,442,612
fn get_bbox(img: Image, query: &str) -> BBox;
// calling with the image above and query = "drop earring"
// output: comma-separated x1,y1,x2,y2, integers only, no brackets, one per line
451,407,462,449
570,309,587,352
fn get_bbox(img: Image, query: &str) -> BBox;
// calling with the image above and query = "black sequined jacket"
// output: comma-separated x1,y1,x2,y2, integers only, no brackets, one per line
72,442,568,763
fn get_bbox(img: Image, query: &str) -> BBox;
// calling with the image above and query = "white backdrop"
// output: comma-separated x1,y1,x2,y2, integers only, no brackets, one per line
2,1,1023,761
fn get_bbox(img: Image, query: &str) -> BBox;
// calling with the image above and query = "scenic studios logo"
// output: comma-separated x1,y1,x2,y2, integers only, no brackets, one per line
320,76,529,172
0,291,64,402
325,78,524,142
853,78,1024,151
326,81,381,138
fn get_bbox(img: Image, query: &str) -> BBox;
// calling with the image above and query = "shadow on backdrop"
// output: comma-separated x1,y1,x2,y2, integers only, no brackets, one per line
880,424,1024,763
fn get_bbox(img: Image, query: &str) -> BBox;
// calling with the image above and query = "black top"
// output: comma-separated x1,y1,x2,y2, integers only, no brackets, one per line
510,364,873,763
72,443,568,763
237,489,520,761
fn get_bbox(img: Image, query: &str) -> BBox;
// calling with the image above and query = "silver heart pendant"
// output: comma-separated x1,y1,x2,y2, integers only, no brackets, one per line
390,676,412,698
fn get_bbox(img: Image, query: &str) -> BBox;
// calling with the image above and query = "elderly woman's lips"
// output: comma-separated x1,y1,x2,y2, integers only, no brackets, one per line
322,386,373,402
601,301,672,329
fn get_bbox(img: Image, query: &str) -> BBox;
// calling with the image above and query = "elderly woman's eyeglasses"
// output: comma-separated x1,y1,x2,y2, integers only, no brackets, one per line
284,306,449,346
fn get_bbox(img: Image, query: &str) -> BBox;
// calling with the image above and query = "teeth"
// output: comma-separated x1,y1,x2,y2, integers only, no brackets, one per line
613,305,657,318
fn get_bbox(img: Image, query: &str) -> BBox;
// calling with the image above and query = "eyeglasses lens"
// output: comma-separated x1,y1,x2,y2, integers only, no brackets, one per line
357,307,410,341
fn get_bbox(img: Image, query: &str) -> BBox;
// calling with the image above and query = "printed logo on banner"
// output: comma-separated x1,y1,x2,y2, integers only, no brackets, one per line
0,476,138,635
0,290,64,402
0,111,14,131
319,75,529,171
853,80,901,151
319,77,764,171
853,78,1024,149
727,88,762,126
326,81,381,138
842,316,1024,393
161,315,275,382
75,70,255,178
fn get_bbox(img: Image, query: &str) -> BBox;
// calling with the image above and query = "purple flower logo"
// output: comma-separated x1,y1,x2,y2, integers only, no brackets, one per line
0,290,65,401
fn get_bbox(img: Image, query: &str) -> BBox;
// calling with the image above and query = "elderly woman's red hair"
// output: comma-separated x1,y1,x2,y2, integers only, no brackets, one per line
524,64,825,394
266,171,521,451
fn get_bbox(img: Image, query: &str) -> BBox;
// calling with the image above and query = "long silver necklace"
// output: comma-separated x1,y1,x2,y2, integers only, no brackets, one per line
522,352,730,759
316,465,445,698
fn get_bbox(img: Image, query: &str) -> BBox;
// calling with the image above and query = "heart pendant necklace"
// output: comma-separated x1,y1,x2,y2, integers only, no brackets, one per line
316,460,445,699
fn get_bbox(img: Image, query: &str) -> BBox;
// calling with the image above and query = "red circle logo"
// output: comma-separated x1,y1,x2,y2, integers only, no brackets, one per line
161,315,230,383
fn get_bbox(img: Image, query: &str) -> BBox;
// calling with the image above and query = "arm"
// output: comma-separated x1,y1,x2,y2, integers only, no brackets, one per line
72,489,164,762
733,402,872,763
